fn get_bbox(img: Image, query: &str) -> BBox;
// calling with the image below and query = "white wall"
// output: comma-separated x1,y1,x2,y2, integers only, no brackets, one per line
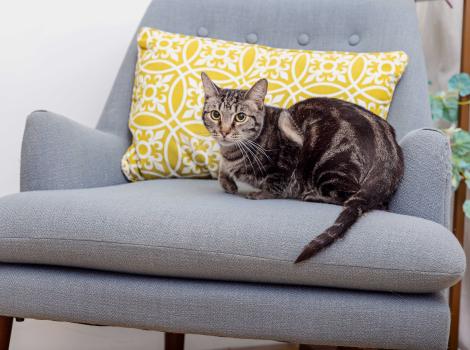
416,0,464,91
0,0,151,196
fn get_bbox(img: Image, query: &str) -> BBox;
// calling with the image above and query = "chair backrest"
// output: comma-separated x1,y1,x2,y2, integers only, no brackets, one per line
97,0,431,141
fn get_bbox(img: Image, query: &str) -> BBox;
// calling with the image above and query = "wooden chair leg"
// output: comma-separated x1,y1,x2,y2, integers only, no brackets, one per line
0,316,12,350
300,346,383,350
165,332,184,350
299,345,336,350
299,345,351,350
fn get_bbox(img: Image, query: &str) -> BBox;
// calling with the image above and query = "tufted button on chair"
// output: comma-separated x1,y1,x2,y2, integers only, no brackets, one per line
297,33,310,46
0,1,465,350
348,34,361,46
246,33,258,44
197,26,209,37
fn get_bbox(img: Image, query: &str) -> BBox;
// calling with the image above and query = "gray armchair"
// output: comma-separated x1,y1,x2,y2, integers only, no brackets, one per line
0,1,466,349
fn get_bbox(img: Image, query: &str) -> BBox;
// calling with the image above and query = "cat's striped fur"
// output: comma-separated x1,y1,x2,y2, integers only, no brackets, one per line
201,73,404,263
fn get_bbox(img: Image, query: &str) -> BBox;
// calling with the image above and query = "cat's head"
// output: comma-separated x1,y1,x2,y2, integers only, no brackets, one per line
201,72,268,146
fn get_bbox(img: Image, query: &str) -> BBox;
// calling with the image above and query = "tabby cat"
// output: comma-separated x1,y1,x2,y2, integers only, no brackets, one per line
200,72,404,263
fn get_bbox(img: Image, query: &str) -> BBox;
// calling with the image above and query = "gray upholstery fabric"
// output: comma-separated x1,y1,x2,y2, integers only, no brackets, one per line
97,0,431,141
0,180,464,293
20,111,129,191
391,128,452,228
0,264,450,350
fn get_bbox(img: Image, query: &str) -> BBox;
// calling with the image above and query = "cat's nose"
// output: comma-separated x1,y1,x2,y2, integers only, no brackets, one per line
220,131,229,138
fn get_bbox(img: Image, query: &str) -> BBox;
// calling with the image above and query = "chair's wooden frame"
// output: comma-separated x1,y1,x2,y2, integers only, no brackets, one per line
0,317,12,350
0,2,468,350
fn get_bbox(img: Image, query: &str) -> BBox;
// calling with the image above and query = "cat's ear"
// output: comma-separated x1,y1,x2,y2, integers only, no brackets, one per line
201,72,220,99
244,79,268,108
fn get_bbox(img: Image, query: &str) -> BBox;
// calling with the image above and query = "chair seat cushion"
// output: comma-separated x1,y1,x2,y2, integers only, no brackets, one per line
0,179,465,293
0,264,451,350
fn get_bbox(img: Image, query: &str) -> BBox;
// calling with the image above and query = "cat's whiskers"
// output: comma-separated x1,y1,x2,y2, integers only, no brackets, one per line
232,137,255,173
236,141,257,174
234,140,249,172
240,142,262,174
240,140,266,174
243,139,273,162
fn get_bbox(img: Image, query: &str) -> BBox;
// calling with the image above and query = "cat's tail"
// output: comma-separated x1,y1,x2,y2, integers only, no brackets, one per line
294,194,373,264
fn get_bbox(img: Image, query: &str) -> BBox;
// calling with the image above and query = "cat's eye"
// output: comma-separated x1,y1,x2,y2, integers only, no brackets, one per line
210,110,221,121
234,112,247,123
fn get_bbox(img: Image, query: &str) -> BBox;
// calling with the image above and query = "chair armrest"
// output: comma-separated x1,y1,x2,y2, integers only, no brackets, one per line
389,128,452,227
20,110,130,191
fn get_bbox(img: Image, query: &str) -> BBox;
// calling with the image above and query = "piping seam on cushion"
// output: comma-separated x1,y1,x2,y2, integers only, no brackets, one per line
0,236,464,276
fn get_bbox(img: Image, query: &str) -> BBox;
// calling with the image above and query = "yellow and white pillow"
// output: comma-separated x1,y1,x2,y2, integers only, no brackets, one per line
122,27,408,181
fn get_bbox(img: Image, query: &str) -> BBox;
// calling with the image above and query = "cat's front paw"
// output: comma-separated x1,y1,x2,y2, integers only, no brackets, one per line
224,183,238,194
220,180,238,194
244,191,276,200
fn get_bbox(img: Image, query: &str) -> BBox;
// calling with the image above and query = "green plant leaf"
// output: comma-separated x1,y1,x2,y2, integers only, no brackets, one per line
430,95,444,121
452,166,462,189
430,73,470,193
430,92,459,123
451,128,470,146
449,129,470,189
464,170,470,188
463,200,470,219
442,99,458,123
448,73,470,97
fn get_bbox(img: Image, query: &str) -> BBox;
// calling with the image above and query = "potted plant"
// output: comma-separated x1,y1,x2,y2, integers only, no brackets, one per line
430,72,470,215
